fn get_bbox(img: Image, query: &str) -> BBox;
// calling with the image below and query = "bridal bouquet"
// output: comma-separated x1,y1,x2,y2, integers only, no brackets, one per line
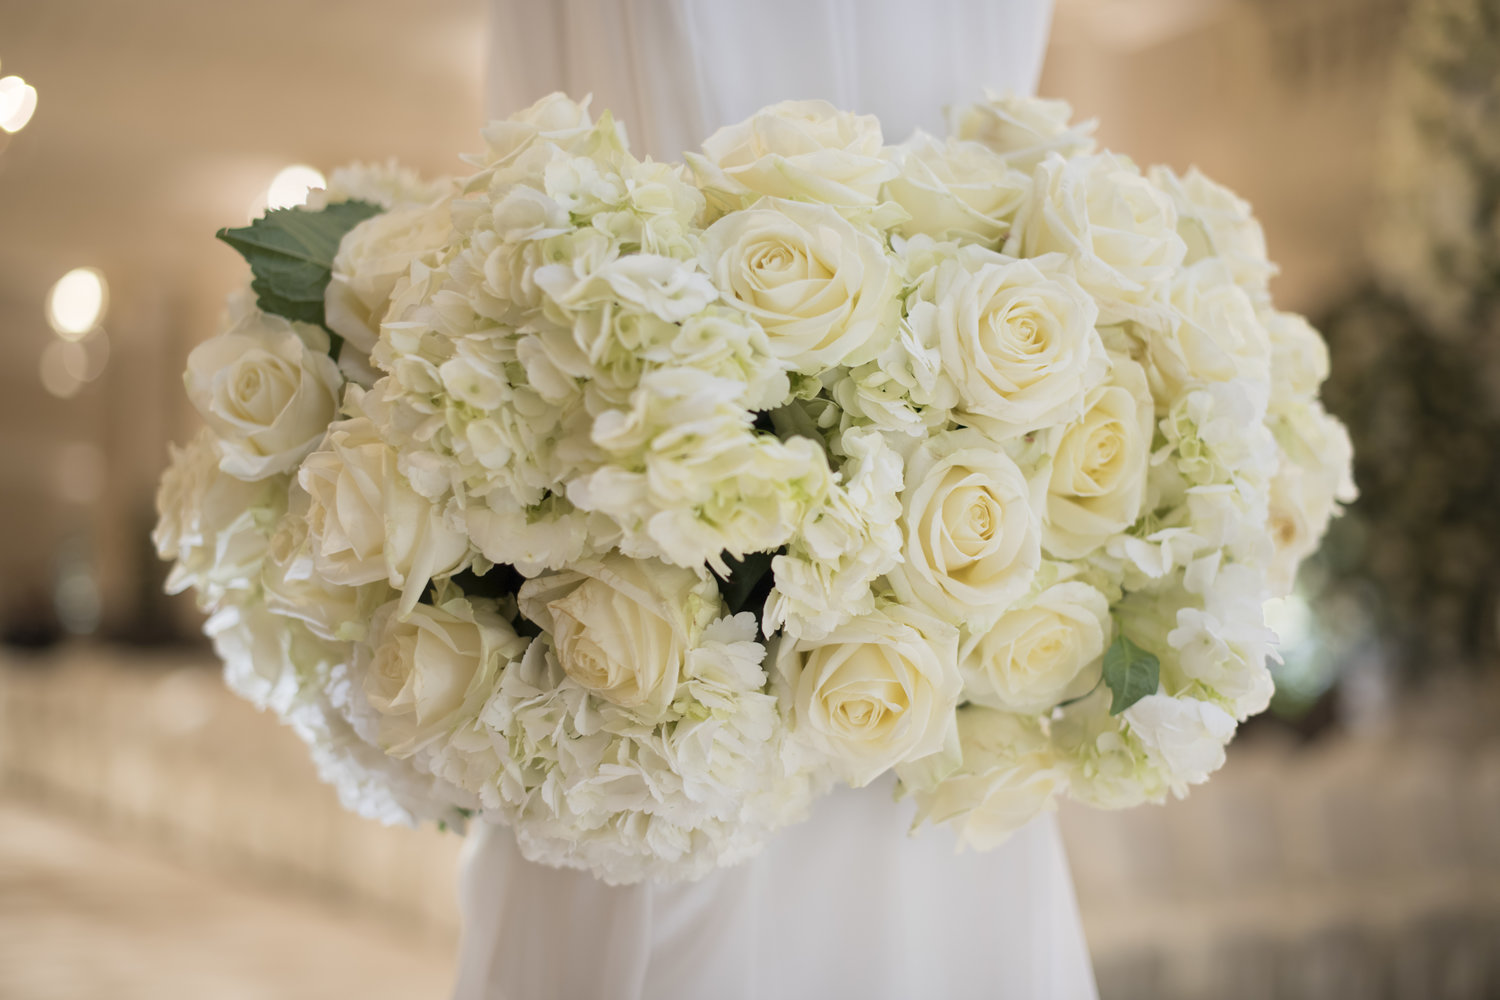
155,93,1354,883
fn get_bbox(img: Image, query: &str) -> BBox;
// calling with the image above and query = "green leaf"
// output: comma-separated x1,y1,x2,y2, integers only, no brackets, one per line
216,200,383,352
1102,633,1160,715
713,550,780,618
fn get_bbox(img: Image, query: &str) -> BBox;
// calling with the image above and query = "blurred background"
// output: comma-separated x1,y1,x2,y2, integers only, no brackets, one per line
2,0,1499,997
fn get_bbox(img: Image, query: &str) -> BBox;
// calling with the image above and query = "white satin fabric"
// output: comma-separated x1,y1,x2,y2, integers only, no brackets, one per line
452,782,1097,1000
485,0,1056,162
460,2,1097,996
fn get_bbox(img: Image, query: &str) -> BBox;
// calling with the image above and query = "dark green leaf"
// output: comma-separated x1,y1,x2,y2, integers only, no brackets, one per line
713,550,780,618
1102,633,1160,715
216,200,383,353
447,564,527,602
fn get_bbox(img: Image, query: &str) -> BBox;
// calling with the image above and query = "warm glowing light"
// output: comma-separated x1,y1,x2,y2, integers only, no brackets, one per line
0,75,37,133
78,330,110,381
39,340,85,398
47,267,108,339
266,164,326,210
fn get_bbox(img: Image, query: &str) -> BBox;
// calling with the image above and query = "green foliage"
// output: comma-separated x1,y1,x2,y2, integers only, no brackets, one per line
1315,288,1500,675
216,200,382,355
714,550,780,618
1102,633,1159,715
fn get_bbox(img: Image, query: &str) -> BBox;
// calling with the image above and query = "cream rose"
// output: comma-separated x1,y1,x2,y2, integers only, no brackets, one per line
1265,468,1318,597
260,499,394,642
1006,152,1186,327
325,200,454,359
887,429,1043,627
960,582,1110,714
1149,165,1275,297
481,91,596,167
1044,354,1154,558
153,428,286,610
948,92,1096,172
910,248,1104,435
1263,309,1331,407
686,99,895,212
184,311,344,480
517,554,721,718
298,414,468,613
775,603,960,787
1264,403,1354,595
885,133,1030,245
355,596,526,756
1148,259,1272,402
700,198,898,372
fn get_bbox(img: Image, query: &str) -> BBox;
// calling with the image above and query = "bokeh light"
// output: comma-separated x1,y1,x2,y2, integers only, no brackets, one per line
46,267,108,340
0,75,37,133
265,164,326,210
38,341,86,399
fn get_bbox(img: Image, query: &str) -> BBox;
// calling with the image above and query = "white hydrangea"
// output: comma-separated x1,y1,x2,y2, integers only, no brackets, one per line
206,598,343,716
473,613,816,884
897,706,1061,851
1123,694,1238,795
765,425,905,638
567,369,832,571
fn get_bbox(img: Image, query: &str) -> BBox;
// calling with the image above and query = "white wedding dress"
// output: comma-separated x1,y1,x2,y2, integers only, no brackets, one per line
454,3,1098,997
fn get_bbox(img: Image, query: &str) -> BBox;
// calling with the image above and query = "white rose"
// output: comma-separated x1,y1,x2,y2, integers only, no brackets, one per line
1265,401,1355,595
1044,354,1154,558
887,429,1042,628
480,92,597,167
1265,467,1320,597
1149,165,1275,297
1006,152,1186,327
1263,309,1331,407
885,132,1030,245
960,582,1110,714
948,91,1096,172
517,554,721,719
700,199,899,372
153,428,286,610
353,596,526,756
775,603,960,787
298,414,468,613
260,499,394,642
910,246,1105,436
1123,694,1237,792
900,707,1059,851
325,201,453,358
687,99,895,212
1148,260,1272,403
184,310,343,480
